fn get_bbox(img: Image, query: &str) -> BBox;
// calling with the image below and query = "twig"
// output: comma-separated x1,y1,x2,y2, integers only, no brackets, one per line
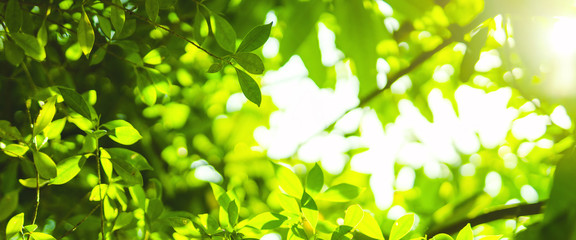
96,148,106,240
57,203,101,240
32,170,40,225
428,201,545,236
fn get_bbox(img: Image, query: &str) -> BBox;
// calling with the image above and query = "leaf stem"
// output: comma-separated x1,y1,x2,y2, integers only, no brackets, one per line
57,203,101,240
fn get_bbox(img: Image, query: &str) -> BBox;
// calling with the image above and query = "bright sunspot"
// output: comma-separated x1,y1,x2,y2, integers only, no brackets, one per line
550,17,576,55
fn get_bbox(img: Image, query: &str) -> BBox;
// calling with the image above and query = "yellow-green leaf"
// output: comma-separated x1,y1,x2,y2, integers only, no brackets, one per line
432,233,454,240
456,224,474,240
306,163,323,196
0,120,23,141
6,212,24,239
29,231,57,240
234,52,264,74
246,212,288,230
51,155,86,185
33,96,57,136
19,178,50,188
356,211,384,240
316,183,361,202
390,213,415,240
301,192,318,232
143,49,162,65
4,39,24,66
111,0,125,34
344,204,364,229
2,144,29,158
275,164,303,199
109,126,142,145
78,8,95,56
33,151,57,179
12,32,46,61
89,184,109,201
44,118,66,140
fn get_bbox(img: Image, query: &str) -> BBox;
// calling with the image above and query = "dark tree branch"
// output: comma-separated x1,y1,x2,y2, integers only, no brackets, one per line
428,200,546,236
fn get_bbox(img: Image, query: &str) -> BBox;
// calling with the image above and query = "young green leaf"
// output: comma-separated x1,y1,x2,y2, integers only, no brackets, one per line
44,118,66,140
105,148,152,171
235,68,262,106
89,184,109,201
110,126,143,145
2,144,29,158
390,213,415,240
456,224,474,240
288,225,308,240
477,236,503,240
306,163,324,196
78,8,95,56
301,192,318,232
212,14,236,52
29,232,57,240
344,204,364,229
275,164,303,199
228,200,239,226
37,22,48,47
316,183,361,202
81,132,98,153
51,155,87,185
33,96,57,136
105,150,143,185
246,212,288,230
237,22,272,53
143,49,162,65
111,0,125,34
432,233,454,240
12,32,46,61
234,52,264,74
146,0,159,22
0,191,19,221
6,212,24,240
207,62,223,73
0,120,23,141
33,151,58,179
5,0,23,33
4,39,24,66
19,178,50,188
356,211,384,240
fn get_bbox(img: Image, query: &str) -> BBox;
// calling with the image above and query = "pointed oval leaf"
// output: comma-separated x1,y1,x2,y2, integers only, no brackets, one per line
301,192,318,231
33,96,57,136
275,164,303,199
111,0,125,34
97,15,112,39
109,126,142,145
29,232,57,240
456,224,474,240
228,200,239,227
194,9,207,44
102,119,132,130
19,178,50,188
4,39,24,66
390,213,415,240
207,62,223,73
344,204,364,229
90,46,107,65
105,148,152,171
146,0,159,22
44,118,66,140
234,52,264,74
235,68,261,106
33,151,57,179
89,184,109,201
306,163,324,196
356,211,384,240
143,49,162,65
12,32,46,61
38,23,48,47
51,155,86,185
247,212,288,230
237,22,272,53
5,0,23,32
3,144,29,158
78,8,95,56
317,183,361,202
6,212,24,239
212,14,236,52
0,120,23,141
105,151,143,185
0,191,19,221
432,233,455,240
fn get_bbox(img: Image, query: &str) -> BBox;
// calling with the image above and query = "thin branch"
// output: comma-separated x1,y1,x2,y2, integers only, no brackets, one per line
57,203,101,240
32,170,40,225
96,148,106,240
428,201,545,236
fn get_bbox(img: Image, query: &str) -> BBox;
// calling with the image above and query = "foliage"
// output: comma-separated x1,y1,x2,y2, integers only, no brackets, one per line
1,0,576,239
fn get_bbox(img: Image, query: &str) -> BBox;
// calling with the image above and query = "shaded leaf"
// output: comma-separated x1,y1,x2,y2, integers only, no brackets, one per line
234,52,264,74
317,183,361,202
460,27,489,82
97,15,112,39
146,0,159,22
275,164,303,199
212,14,236,52
228,200,239,227
105,148,152,171
5,0,23,32
0,120,23,141
33,151,57,179
344,204,364,229
390,213,415,240
103,148,143,185
4,39,25,66
0,191,19,221
51,155,87,185
207,62,223,73
331,225,354,240
78,8,95,56
237,22,272,53
194,9,207,44
147,198,164,220
6,212,24,239
235,68,262,106
33,96,57,136
306,163,324,196
59,87,93,121
246,212,288,230
90,46,107,65
111,0,125,34
12,32,46,61
301,192,319,232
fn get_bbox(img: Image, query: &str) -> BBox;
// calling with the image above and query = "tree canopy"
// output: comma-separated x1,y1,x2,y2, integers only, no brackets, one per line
1,0,576,239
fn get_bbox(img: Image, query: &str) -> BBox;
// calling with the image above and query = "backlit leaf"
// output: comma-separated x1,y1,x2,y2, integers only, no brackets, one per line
105,148,152,171
235,68,262,106
12,32,46,61
105,149,143,185
6,212,24,239
51,155,86,185
237,23,272,53
344,204,364,229
212,14,236,52
143,49,162,65
306,163,324,196
234,52,264,74
33,96,57,136
37,22,48,47
246,212,288,230
44,118,66,140
316,183,361,202
146,0,159,22
19,178,50,188
89,184,109,201
390,213,415,240
29,232,56,240
194,9,207,44
275,164,303,199
2,144,29,158
111,0,125,34
78,8,95,56
356,211,384,240
0,191,19,221
5,0,23,32
33,151,57,179
432,233,454,240
456,224,474,240
301,192,318,232
110,126,142,145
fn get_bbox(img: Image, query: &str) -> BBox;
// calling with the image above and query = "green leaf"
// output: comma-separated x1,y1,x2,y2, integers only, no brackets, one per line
212,14,236,52
29,231,57,240
344,204,364,229
111,0,125,34
4,39,25,66
110,126,142,145
33,96,57,136
234,52,264,74
38,23,48,47
390,213,415,240
317,183,361,202
143,49,162,65
145,0,159,22
4,0,23,32
356,211,384,240
24,224,37,232
105,148,152,171
90,46,107,65
278,0,324,65
246,212,288,230
78,8,95,56
194,9,207,44
51,155,87,185
89,184,109,201
237,23,272,53
102,119,132,129
12,32,46,61
235,68,262,106
228,200,239,227
331,225,353,240
97,15,112,39
2,144,29,158
103,149,143,185
81,132,98,153
275,164,303,199
129,185,146,209
44,118,66,140
306,163,324,196
0,120,23,141
460,27,488,82
0,191,19,221
288,225,308,240
456,224,474,240
207,62,223,73
6,212,24,239
19,178,50,188
147,198,164,220
33,151,57,179
432,233,454,240
301,192,318,232
478,236,502,240
59,87,93,121
113,212,134,231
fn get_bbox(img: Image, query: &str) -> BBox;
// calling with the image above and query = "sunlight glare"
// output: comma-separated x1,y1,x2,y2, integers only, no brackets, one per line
550,18,576,56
